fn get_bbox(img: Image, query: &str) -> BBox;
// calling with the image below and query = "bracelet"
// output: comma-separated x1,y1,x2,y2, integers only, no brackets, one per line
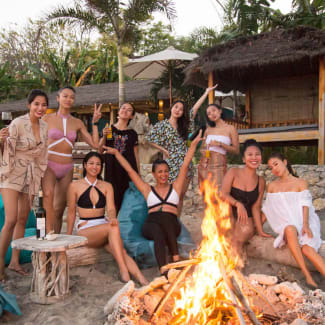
92,122,99,126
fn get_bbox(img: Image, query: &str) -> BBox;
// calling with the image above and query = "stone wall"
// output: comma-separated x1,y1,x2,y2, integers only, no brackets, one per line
73,163,325,212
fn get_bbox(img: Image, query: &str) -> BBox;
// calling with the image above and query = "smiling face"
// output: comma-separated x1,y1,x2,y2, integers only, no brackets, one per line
170,102,184,119
206,105,222,123
84,156,102,178
118,103,135,120
153,163,170,184
268,157,288,177
57,88,75,110
28,96,48,119
242,145,262,169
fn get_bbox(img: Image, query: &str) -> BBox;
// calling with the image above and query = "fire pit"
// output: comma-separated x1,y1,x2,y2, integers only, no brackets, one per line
104,180,325,325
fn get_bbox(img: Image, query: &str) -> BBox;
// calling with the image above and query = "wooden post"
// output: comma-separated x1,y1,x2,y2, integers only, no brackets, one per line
318,56,325,164
208,72,214,104
245,90,251,127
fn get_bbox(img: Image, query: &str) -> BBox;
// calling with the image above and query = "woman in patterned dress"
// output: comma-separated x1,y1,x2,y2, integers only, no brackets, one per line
146,101,191,216
0,90,48,280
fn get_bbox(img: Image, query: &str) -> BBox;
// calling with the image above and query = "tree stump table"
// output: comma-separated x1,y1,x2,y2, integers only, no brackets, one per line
11,234,88,304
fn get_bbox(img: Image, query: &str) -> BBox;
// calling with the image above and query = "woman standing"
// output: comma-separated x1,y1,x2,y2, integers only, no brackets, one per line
103,132,203,274
99,103,139,213
42,86,102,234
0,90,48,280
192,85,239,189
263,153,325,288
67,152,148,284
146,101,191,216
221,139,271,258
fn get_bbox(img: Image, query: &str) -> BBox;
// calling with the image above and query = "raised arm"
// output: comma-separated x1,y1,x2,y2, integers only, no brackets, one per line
173,131,203,193
67,183,78,235
102,146,150,197
192,84,218,119
78,104,102,149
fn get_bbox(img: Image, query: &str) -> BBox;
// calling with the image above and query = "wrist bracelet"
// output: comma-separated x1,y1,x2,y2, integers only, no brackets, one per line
93,122,99,126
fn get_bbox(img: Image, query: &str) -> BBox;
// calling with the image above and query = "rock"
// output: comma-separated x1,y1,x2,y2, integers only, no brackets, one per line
167,269,181,283
309,186,325,198
248,274,278,286
312,198,325,211
316,179,325,187
279,294,288,302
104,281,135,315
274,282,304,300
264,286,280,304
290,319,308,325
303,172,319,185
144,294,161,315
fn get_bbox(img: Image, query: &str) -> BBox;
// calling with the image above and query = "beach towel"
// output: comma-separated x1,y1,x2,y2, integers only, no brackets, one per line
119,182,196,268
0,285,21,316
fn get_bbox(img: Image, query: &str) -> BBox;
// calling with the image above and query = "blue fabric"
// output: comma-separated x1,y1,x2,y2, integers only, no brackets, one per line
0,194,36,265
119,182,196,269
0,285,21,316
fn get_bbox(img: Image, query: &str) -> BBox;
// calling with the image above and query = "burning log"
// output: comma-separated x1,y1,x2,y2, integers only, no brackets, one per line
159,259,200,274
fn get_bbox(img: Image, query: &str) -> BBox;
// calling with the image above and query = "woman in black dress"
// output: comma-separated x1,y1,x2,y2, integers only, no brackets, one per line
99,103,139,213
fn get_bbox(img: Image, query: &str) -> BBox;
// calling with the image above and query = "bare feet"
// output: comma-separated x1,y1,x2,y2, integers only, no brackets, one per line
118,271,130,283
306,276,318,289
8,264,29,276
136,274,149,286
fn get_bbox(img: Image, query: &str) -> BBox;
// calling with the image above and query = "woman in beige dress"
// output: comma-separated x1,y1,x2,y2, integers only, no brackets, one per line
42,86,102,234
0,89,48,280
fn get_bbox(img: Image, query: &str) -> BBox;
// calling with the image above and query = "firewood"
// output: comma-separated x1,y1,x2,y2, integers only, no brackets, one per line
159,258,199,274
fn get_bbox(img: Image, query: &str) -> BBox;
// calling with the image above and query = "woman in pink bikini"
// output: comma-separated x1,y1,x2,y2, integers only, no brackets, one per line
42,86,102,233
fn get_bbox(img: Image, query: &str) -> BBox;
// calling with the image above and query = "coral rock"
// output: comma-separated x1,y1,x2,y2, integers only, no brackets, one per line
248,273,278,286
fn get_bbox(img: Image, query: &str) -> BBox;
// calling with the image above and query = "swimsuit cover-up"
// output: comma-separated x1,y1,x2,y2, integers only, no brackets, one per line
0,114,48,198
262,190,323,251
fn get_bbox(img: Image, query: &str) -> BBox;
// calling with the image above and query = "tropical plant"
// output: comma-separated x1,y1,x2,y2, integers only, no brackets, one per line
43,0,176,105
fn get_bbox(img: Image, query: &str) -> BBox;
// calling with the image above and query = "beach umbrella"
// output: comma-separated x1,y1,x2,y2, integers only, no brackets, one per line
124,46,198,105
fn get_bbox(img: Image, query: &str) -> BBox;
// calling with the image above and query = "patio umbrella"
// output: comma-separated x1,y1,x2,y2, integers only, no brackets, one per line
124,46,198,105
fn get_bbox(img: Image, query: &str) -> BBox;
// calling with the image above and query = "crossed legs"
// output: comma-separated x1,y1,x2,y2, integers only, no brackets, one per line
284,225,325,288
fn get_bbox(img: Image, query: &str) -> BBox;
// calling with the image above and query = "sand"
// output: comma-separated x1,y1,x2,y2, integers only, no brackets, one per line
1,210,325,325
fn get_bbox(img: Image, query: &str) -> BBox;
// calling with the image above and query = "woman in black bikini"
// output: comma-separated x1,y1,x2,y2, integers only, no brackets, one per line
66,152,148,285
103,131,203,274
221,139,271,256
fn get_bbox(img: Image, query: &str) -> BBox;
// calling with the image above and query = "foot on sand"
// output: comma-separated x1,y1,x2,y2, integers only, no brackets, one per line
8,264,29,276
306,277,318,289
118,272,130,283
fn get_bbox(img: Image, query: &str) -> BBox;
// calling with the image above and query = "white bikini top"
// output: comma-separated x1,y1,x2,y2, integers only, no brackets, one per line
206,134,231,155
147,185,179,210
48,115,75,157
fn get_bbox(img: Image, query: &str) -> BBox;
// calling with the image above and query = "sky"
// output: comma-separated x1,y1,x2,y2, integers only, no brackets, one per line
0,0,293,37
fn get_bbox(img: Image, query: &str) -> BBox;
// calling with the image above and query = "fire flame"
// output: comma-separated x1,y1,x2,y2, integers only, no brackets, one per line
170,179,238,324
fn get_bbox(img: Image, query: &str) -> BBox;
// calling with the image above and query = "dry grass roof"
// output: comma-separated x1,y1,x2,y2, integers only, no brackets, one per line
0,79,168,113
184,26,325,92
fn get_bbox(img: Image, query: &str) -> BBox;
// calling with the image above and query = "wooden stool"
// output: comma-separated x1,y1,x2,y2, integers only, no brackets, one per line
11,234,87,304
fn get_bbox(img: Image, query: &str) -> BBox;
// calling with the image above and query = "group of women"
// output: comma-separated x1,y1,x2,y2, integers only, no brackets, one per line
0,85,325,288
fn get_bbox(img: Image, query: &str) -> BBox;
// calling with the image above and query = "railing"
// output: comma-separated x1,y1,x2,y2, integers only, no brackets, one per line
225,118,318,129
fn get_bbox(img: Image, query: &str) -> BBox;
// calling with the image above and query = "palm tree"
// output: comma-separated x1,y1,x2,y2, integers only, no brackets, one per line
43,0,176,106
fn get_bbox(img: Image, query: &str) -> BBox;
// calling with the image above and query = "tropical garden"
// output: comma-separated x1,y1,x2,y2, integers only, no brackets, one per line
0,0,324,162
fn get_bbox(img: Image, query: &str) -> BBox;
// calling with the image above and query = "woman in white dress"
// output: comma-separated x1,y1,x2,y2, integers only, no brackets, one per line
262,152,325,288
191,85,239,189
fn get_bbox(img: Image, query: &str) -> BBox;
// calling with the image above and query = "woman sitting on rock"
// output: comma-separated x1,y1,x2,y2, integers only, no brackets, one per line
103,131,203,275
262,152,325,288
67,152,148,285
221,139,271,258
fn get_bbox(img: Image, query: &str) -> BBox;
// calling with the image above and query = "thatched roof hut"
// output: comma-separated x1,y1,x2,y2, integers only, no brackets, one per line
0,79,169,114
185,26,325,92
184,26,325,164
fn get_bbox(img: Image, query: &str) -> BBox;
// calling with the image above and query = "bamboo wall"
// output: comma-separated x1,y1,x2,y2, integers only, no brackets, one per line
250,75,318,124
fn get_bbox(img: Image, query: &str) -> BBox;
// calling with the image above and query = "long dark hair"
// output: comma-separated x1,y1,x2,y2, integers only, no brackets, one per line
268,152,297,177
119,102,136,125
83,152,103,179
167,100,189,141
27,89,49,106
241,139,263,157
205,104,224,127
